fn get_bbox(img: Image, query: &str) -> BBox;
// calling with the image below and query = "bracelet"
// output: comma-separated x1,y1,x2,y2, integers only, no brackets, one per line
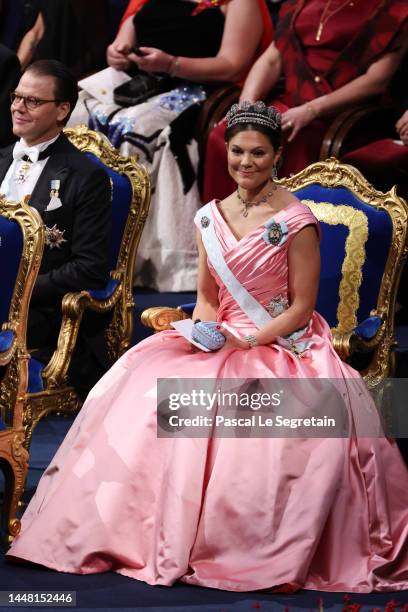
306,101,318,119
244,334,258,349
169,56,180,77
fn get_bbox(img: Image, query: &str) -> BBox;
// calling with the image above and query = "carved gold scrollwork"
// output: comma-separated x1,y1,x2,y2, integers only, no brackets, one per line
278,158,408,382
0,196,43,539
141,306,189,332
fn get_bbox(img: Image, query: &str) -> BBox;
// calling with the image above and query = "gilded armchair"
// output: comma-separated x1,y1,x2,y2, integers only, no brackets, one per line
142,158,408,386
0,196,44,539
23,126,151,445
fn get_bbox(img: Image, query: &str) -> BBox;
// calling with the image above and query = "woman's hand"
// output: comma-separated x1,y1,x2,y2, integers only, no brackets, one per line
281,104,316,142
220,326,251,350
127,47,173,74
107,41,132,71
396,109,408,146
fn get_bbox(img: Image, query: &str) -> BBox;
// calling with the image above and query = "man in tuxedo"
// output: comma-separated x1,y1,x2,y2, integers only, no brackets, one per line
0,59,112,395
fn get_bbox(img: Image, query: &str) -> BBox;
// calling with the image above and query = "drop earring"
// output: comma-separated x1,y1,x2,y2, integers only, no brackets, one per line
271,166,278,180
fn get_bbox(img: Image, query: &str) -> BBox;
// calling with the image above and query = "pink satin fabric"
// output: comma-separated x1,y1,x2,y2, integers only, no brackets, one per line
7,201,408,592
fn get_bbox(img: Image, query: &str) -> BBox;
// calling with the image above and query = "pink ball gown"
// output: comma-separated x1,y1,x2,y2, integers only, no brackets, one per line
7,201,408,593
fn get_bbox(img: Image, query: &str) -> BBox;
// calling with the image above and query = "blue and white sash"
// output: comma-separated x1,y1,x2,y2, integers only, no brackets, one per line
197,203,271,329
196,203,311,355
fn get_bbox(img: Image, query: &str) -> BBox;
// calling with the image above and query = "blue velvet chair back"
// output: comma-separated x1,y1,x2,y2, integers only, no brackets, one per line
86,153,133,270
0,216,23,327
290,183,392,329
278,159,408,380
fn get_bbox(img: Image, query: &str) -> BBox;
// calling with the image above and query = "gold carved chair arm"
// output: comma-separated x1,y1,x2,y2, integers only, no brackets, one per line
41,277,123,388
141,306,189,332
331,313,386,361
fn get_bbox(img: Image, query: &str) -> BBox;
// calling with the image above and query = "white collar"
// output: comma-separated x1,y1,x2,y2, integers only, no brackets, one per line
13,133,61,163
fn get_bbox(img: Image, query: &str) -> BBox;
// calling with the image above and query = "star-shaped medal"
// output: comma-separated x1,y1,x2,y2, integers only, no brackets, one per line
45,224,67,249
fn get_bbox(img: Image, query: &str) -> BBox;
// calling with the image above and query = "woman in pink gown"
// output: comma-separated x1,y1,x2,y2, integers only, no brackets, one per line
7,102,408,593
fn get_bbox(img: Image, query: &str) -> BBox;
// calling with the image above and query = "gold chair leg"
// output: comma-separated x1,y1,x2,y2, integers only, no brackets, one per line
0,430,29,541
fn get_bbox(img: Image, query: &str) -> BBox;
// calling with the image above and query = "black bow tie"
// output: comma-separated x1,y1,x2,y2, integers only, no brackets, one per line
16,134,62,163
21,148,54,163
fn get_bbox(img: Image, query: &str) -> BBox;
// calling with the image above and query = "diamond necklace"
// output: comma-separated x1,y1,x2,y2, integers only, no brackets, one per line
236,180,277,217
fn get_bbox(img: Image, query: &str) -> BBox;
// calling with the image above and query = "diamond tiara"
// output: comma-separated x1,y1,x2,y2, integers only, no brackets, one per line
225,101,281,131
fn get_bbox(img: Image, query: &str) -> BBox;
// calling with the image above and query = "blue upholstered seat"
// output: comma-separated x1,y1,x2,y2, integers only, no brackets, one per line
86,153,133,300
291,184,391,331
0,329,15,352
27,358,45,394
0,216,23,329
86,153,132,268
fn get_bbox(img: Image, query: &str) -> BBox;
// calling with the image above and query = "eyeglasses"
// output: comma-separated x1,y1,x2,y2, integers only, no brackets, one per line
10,92,60,110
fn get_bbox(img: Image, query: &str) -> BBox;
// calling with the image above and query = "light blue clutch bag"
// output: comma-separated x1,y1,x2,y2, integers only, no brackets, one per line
192,321,226,351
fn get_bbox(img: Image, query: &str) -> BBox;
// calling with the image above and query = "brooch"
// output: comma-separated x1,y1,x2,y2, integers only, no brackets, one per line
262,218,288,247
201,216,210,228
15,160,32,184
266,295,289,318
45,224,67,249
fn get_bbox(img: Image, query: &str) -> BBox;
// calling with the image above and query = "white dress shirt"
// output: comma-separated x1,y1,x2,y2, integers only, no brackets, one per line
0,134,60,203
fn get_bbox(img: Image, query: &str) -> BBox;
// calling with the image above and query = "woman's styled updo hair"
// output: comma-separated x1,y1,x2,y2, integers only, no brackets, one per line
224,101,282,150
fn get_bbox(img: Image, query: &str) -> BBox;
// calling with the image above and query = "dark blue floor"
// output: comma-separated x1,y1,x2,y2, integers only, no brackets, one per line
1,292,408,610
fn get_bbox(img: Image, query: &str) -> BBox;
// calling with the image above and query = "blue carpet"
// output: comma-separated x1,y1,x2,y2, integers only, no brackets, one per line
1,292,408,609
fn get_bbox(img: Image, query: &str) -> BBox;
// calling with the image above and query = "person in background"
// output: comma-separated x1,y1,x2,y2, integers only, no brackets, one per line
16,0,110,79
203,0,408,202
0,43,20,146
69,0,273,292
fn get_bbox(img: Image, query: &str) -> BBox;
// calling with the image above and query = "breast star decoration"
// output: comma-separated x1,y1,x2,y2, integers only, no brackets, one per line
262,218,289,247
45,224,67,249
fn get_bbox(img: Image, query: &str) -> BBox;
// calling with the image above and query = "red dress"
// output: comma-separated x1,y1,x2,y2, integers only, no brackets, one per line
203,0,408,201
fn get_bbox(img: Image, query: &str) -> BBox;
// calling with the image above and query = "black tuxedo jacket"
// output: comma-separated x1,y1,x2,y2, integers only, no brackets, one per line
0,133,112,307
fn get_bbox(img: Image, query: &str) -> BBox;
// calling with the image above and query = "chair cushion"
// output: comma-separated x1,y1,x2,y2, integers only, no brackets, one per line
0,216,23,327
292,185,392,328
28,358,45,393
354,315,383,341
179,302,196,315
88,278,119,301
343,139,408,171
86,153,133,270
0,329,15,352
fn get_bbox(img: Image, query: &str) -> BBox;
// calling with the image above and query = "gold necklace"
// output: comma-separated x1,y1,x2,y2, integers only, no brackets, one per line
316,0,355,41
236,181,277,218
